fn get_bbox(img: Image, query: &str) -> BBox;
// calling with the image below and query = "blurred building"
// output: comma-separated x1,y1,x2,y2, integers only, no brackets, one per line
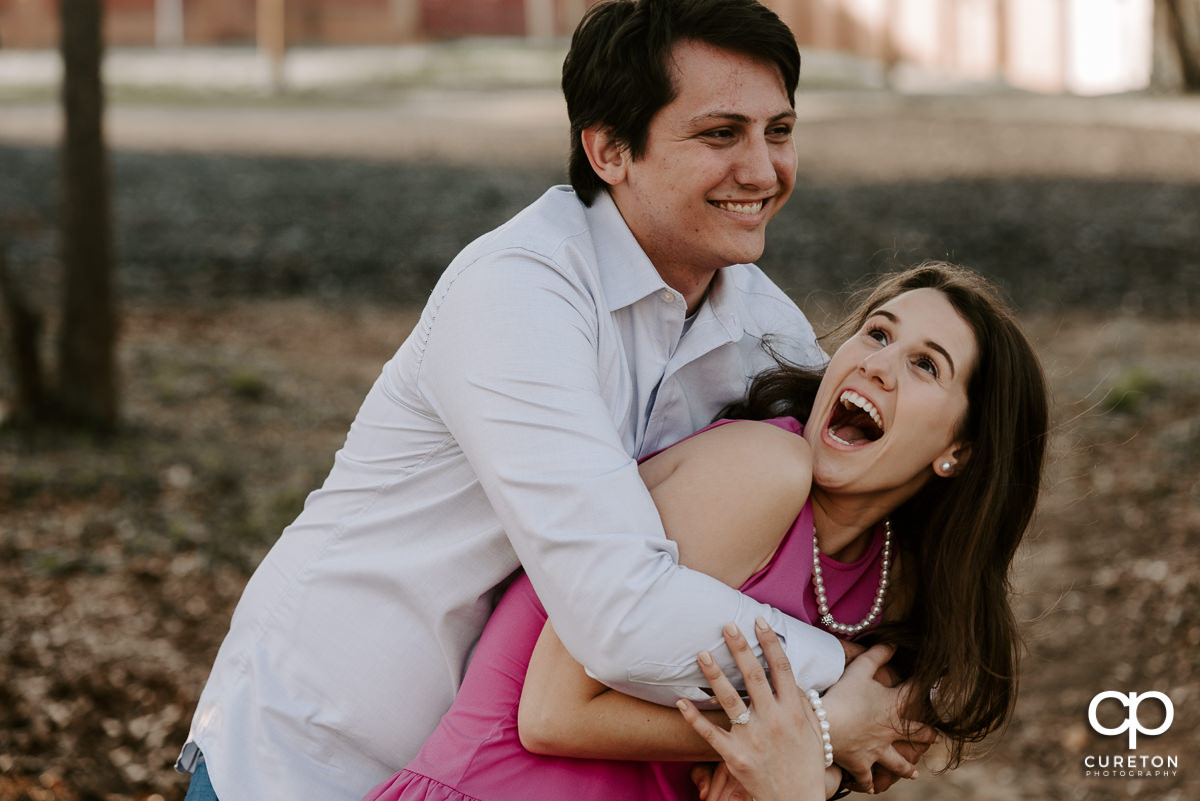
0,0,1155,95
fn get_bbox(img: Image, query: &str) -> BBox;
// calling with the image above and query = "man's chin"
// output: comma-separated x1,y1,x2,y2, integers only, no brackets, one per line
726,244,767,267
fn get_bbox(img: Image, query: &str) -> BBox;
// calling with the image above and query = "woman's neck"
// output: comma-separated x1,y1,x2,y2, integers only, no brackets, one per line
809,492,890,563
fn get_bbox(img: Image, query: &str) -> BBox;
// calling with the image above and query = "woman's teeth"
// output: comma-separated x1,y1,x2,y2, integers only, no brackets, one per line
839,390,884,431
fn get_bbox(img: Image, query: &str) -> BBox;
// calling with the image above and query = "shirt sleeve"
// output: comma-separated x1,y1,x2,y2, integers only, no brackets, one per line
416,251,846,703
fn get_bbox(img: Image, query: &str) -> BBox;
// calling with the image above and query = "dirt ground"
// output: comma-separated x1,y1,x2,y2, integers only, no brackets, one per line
1,78,1198,801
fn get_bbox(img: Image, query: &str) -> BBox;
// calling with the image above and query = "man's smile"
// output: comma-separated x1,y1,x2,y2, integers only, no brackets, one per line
708,199,766,215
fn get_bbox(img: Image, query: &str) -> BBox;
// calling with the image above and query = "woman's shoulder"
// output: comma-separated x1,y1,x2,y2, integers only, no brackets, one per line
706,417,807,448
642,418,814,587
686,419,811,483
759,415,805,435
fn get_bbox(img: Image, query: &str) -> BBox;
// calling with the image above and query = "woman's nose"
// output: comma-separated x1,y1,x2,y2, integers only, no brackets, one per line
858,348,896,390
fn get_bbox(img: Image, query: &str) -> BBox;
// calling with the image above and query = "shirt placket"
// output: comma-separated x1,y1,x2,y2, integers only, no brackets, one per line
642,296,740,453
626,286,686,458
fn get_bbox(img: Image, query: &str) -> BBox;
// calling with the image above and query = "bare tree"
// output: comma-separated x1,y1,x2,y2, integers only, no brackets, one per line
57,0,119,429
0,246,48,424
1153,0,1200,91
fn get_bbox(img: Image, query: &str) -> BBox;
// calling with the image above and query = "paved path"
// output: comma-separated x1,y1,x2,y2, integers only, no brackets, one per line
3,44,1200,179
0,87,571,166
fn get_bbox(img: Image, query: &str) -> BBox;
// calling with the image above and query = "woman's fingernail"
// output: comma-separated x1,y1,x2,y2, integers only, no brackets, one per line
755,616,769,632
698,650,714,666
724,622,740,638
676,700,688,712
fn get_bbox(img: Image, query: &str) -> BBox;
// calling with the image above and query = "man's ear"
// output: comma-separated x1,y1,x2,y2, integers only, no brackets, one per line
580,125,628,187
933,442,971,477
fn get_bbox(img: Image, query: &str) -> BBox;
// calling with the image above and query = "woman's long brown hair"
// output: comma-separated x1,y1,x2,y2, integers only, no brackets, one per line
721,262,1049,766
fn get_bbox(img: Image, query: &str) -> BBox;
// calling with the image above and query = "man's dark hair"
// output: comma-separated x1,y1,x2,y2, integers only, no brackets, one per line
561,0,801,205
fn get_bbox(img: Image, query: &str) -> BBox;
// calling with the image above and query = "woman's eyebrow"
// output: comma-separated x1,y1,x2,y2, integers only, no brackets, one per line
871,309,956,377
926,341,956,378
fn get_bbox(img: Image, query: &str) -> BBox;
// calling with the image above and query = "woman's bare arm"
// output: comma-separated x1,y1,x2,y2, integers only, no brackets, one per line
519,618,726,759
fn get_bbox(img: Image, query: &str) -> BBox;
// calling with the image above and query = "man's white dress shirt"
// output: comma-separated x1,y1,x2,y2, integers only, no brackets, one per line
179,186,844,801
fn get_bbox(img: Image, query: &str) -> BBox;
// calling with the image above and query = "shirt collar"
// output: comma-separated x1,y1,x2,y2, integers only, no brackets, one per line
582,189,748,342
698,268,746,339
584,191,674,313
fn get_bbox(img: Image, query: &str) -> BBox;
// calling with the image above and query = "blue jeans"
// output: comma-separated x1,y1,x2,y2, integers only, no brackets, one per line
183,757,220,801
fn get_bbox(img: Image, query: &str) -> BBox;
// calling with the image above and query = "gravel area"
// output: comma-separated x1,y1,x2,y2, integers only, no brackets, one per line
2,90,1199,316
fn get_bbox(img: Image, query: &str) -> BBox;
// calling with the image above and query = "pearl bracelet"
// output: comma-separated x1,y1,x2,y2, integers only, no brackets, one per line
806,688,834,768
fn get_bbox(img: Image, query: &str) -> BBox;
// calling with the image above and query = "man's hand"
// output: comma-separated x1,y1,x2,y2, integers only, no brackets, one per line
866,737,935,794
841,638,866,666
859,647,936,794
690,762,751,801
820,644,937,793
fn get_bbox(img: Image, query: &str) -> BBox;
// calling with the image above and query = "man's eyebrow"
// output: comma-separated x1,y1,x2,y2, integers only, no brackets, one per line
685,109,797,127
869,309,957,377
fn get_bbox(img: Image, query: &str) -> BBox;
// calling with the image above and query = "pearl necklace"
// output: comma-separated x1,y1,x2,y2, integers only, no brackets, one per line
811,518,892,635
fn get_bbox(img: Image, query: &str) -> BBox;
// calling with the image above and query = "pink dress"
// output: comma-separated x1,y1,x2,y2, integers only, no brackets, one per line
362,418,886,801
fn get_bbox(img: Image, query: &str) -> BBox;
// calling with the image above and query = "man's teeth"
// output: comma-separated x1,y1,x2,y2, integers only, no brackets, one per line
712,200,763,215
839,390,884,432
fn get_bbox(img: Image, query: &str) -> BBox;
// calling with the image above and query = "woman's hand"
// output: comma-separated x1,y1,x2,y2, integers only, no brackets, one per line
691,761,846,801
819,644,937,793
676,618,827,801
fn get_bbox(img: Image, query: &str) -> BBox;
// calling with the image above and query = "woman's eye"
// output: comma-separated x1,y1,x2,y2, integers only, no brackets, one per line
867,328,887,345
915,356,939,377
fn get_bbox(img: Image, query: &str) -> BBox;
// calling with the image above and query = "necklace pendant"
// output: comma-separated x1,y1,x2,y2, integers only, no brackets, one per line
812,518,893,636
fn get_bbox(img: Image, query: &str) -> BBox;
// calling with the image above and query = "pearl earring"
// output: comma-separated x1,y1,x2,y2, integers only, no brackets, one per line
941,461,953,473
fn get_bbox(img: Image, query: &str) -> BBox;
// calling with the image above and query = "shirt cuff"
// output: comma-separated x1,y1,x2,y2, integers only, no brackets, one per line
175,741,203,775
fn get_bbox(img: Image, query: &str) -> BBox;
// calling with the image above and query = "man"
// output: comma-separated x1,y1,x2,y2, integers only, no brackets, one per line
178,2,918,799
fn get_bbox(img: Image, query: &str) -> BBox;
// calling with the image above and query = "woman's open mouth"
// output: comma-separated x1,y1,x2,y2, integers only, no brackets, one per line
827,390,884,446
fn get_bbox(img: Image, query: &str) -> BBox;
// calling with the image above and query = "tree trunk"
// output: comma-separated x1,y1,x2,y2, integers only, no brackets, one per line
57,0,119,430
1153,0,1200,92
0,244,48,425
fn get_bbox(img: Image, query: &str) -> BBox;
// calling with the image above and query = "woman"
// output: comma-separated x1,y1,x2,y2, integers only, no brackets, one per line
363,262,1049,800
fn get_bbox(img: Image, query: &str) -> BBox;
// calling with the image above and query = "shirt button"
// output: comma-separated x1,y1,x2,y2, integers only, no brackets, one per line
660,289,675,303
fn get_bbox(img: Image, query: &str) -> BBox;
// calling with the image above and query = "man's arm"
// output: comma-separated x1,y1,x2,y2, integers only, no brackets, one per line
518,419,811,760
417,251,846,699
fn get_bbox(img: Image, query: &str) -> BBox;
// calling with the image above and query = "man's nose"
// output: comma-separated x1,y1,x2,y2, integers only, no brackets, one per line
734,134,778,190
